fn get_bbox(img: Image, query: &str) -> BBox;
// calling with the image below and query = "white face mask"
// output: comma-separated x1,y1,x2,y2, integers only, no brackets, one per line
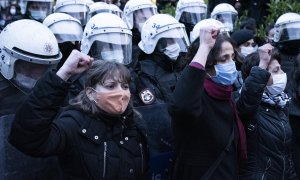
240,46,255,57
10,7,16,15
223,22,233,32
266,73,287,95
0,20,5,26
101,50,124,63
29,10,47,21
136,22,144,32
163,43,181,60
14,73,37,90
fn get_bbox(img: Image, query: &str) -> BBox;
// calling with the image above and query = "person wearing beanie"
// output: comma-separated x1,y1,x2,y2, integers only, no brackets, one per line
231,29,256,99
231,29,256,70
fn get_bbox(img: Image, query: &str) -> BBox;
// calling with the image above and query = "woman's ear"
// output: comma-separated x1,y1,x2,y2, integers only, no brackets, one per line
86,87,94,101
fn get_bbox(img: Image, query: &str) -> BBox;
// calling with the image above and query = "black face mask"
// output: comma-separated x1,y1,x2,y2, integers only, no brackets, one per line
58,41,80,69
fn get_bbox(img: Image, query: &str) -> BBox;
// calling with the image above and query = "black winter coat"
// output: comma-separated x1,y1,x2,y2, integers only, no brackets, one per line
237,67,297,179
9,70,149,180
169,65,239,180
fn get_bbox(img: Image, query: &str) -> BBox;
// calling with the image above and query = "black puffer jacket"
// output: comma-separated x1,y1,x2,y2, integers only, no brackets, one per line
9,70,149,180
237,67,297,179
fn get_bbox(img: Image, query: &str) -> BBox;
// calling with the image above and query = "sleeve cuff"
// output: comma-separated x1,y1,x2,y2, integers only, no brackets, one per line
189,62,205,70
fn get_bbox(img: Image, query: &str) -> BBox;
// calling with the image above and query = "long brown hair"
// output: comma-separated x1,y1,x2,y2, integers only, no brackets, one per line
70,60,131,115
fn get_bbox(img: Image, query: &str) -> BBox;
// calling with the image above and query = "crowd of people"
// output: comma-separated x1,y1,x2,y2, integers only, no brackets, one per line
0,0,300,180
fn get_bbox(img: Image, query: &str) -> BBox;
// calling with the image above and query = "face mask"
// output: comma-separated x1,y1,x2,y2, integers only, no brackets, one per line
14,73,37,90
92,89,131,115
266,73,287,95
10,7,16,15
29,10,47,21
240,46,255,57
212,60,238,85
223,22,233,32
136,22,144,32
101,50,124,63
0,20,5,26
163,43,181,60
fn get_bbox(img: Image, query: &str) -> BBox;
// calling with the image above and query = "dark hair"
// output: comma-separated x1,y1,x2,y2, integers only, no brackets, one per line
241,49,281,80
70,60,131,115
206,34,235,69
291,53,300,102
183,34,234,70
241,52,260,80
240,18,257,32
265,23,275,36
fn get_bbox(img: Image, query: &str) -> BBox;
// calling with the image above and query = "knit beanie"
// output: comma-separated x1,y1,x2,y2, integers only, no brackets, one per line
231,29,254,46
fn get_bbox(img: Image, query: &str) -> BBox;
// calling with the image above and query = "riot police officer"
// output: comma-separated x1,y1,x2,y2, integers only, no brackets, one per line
54,0,92,27
24,0,54,22
210,3,238,33
133,13,190,179
0,19,63,180
175,0,207,39
123,0,157,69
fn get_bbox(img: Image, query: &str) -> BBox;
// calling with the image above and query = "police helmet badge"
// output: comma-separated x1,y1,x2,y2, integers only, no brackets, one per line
139,88,155,104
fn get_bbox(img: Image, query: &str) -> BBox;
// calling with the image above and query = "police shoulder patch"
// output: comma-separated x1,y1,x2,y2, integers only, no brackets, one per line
139,88,155,105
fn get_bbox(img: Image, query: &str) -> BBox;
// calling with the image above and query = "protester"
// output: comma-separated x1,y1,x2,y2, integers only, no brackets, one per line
237,45,297,179
9,50,149,180
290,53,300,177
231,29,256,94
169,25,245,179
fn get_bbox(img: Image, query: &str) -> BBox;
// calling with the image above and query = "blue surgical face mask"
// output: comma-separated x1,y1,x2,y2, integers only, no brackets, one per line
211,60,238,85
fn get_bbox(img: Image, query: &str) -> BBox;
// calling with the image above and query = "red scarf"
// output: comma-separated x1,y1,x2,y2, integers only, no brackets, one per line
204,78,247,161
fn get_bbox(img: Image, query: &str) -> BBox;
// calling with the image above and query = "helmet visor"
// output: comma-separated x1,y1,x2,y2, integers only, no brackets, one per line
55,4,89,25
11,59,56,93
156,37,189,53
50,21,83,43
154,27,189,51
279,22,300,42
66,11,88,26
133,7,156,29
179,11,206,25
88,37,132,65
27,1,53,21
214,13,237,32
90,9,123,19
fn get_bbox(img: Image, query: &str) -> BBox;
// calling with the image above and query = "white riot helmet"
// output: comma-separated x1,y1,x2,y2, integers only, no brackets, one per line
43,12,83,43
190,18,226,43
81,13,132,65
175,0,207,26
138,14,190,60
123,0,157,31
25,0,54,22
54,0,90,26
274,12,300,43
88,2,123,20
0,19,62,93
211,3,237,32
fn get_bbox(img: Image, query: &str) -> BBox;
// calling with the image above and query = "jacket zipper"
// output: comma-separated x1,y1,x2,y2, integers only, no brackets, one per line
280,121,286,180
139,143,144,174
103,142,107,178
